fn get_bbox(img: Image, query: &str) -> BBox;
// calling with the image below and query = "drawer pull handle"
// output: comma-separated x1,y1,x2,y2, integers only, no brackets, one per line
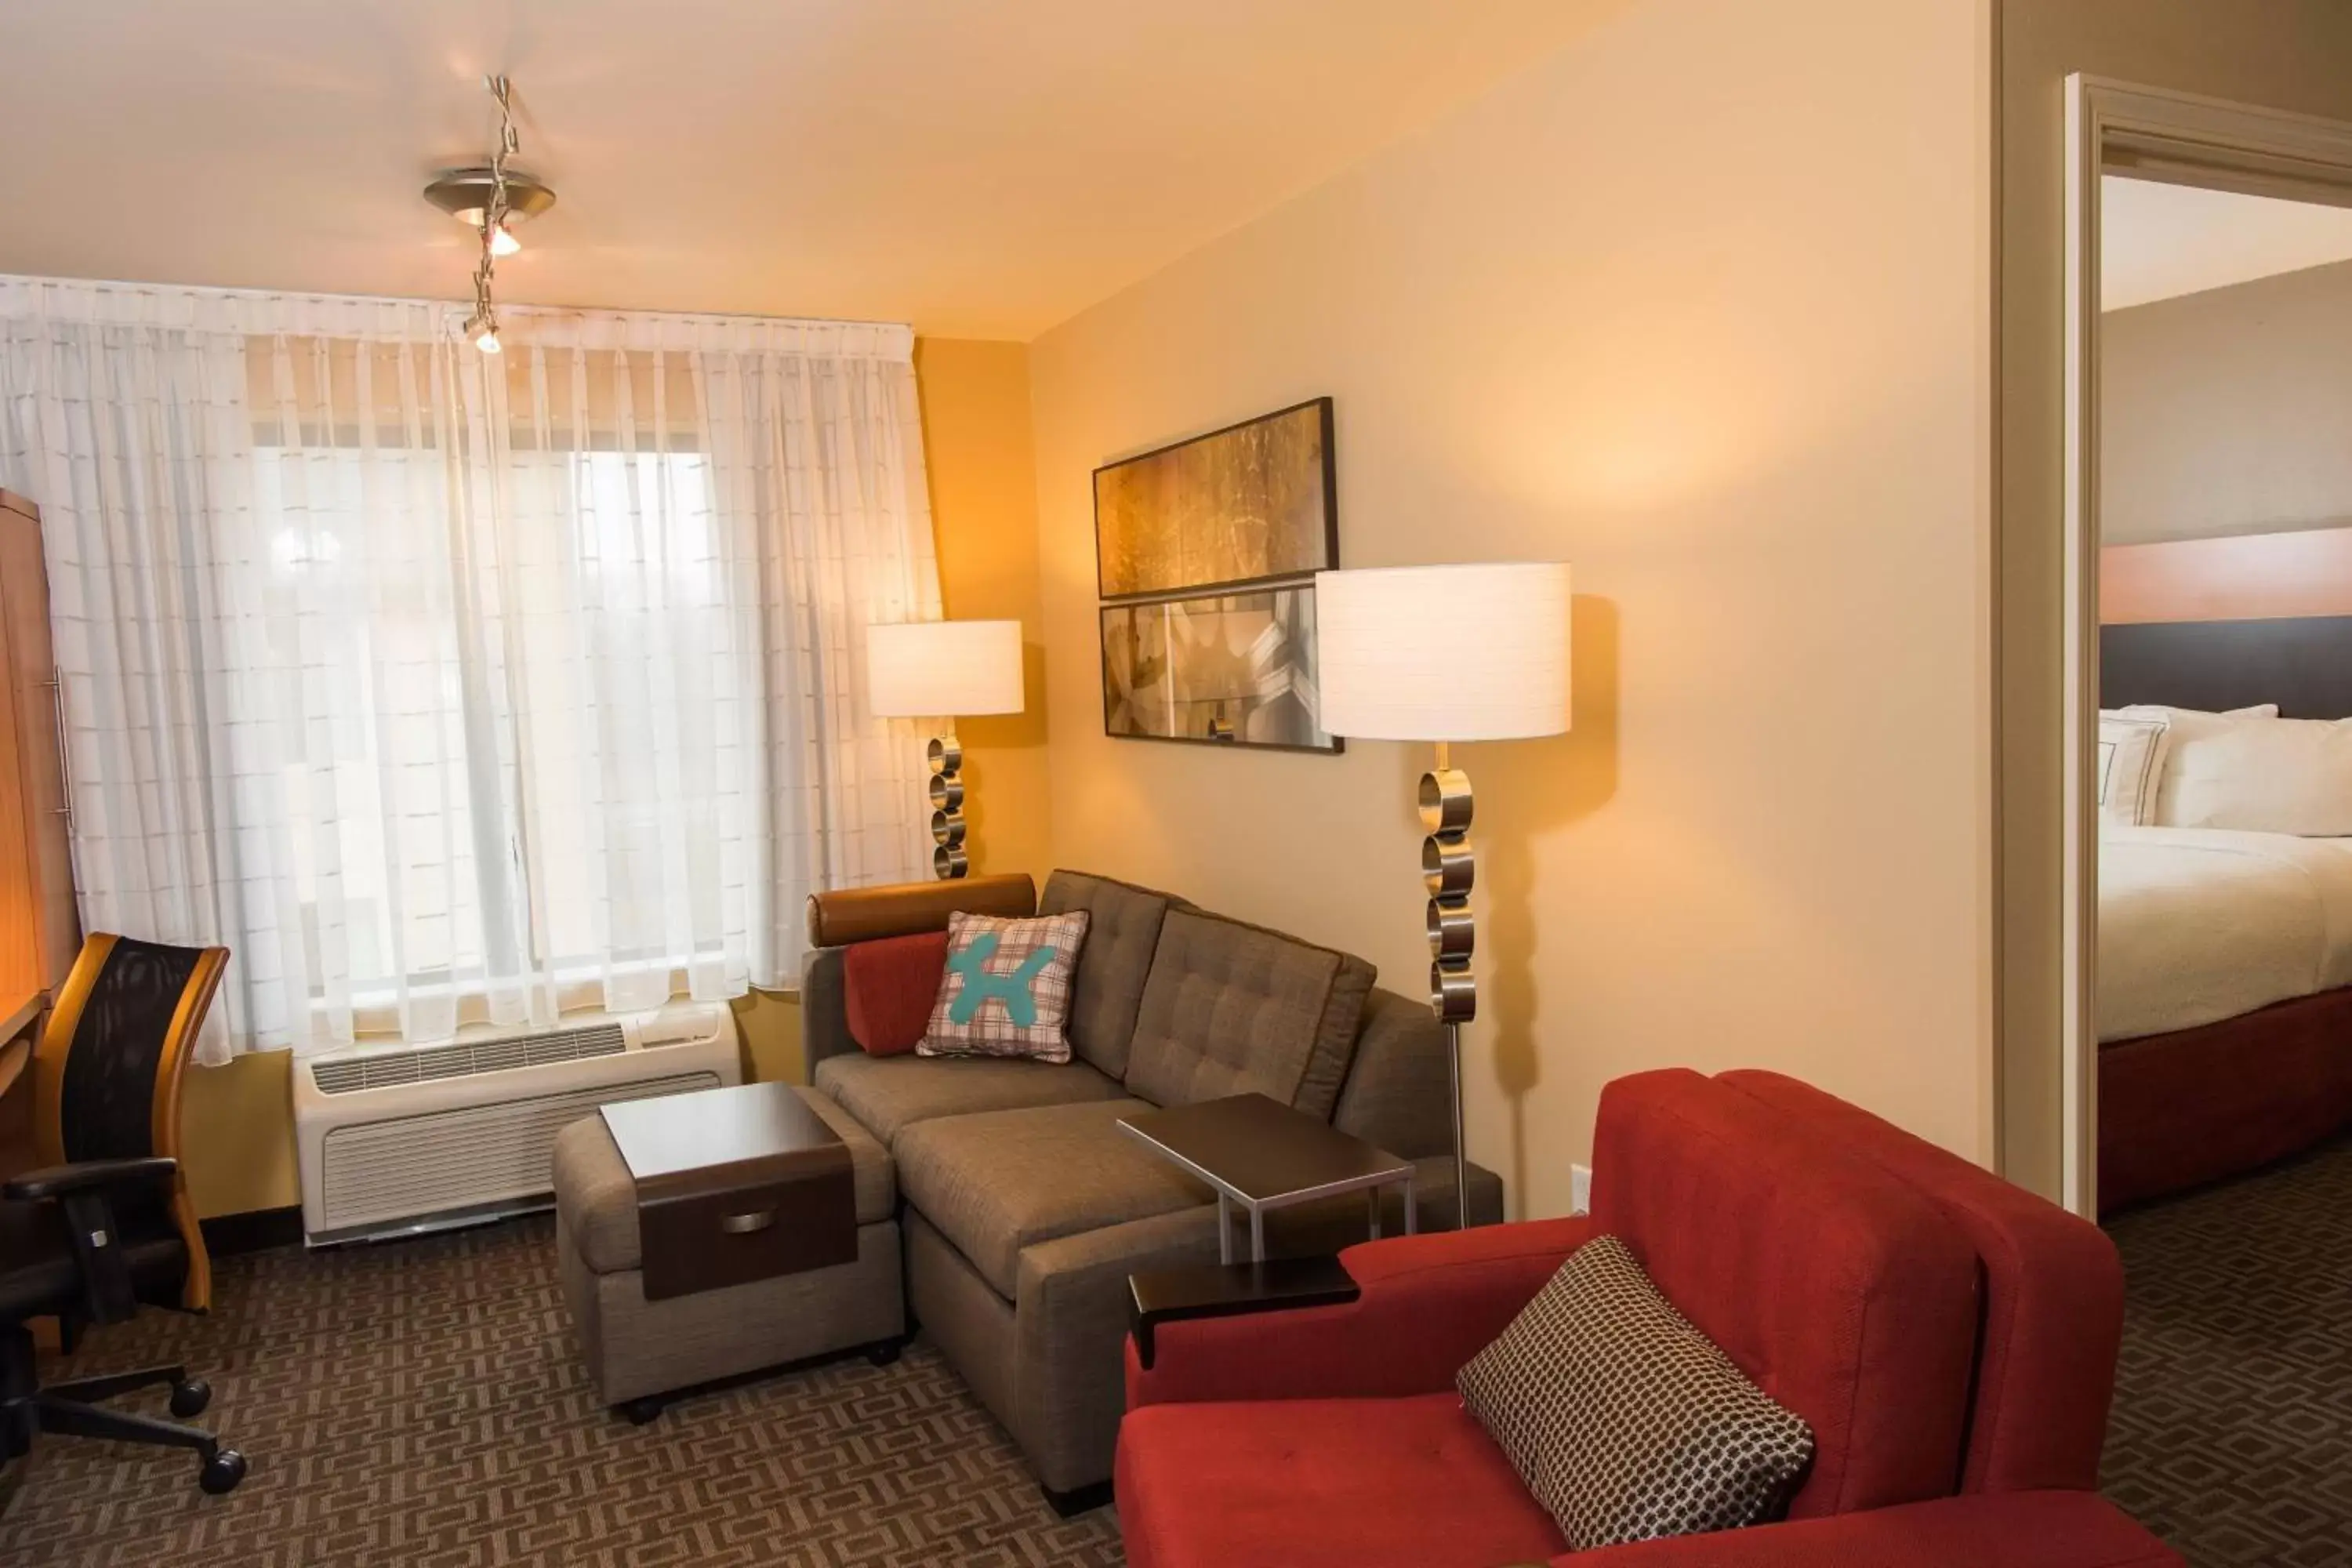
720,1210,775,1236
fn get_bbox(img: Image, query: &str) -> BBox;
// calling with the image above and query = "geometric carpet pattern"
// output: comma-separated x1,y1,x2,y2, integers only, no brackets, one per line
2103,1136,2352,1568
0,1217,1127,1567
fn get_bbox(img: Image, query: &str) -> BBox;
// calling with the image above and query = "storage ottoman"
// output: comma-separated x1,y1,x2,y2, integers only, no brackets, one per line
551,1083,904,1419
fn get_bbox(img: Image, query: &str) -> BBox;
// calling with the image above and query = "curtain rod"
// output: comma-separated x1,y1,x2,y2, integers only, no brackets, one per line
0,273,916,361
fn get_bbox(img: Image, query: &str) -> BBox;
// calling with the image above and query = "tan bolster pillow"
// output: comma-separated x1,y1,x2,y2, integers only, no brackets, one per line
806,873,1037,948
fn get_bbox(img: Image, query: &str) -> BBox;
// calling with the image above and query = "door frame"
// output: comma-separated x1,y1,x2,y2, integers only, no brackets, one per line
2053,74,2352,1215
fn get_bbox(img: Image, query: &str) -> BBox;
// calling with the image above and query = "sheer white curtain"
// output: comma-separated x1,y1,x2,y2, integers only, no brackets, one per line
0,277,938,1062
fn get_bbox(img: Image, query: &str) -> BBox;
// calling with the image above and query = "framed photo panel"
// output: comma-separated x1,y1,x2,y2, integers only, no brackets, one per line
1099,584,1339,753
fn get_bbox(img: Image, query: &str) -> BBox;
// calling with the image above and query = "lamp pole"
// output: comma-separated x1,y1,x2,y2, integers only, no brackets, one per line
1423,739,1475,1232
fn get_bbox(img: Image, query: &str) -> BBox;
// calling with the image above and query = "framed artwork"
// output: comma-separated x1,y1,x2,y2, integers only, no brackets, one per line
1100,586,1338,753
1093,397,1337,601
1093,397,1340,753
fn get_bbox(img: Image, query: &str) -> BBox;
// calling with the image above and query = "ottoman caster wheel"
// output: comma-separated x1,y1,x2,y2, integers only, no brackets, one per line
620,1396,666,1425
865,1341,902,1368
199,1447,247,1495
170,1378,212,1419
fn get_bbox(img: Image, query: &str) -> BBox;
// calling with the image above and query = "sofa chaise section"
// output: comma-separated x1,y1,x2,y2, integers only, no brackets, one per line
800,867,1502,1502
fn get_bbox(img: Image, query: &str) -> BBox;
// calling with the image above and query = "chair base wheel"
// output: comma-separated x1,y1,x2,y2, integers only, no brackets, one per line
199,1447,246,1494
169,1379,211,1419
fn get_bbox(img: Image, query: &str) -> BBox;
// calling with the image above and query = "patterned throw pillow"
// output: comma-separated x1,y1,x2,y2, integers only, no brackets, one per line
917,909,1091,1063
1457,1233,1814,1550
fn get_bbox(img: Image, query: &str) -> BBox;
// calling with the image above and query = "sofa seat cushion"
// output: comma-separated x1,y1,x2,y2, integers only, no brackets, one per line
1124,908,1375,1120
551,1090,895,1274
812,1051,1127,1145
1038,869,1180,1080
1116,1393,1568,1568
895,1098,1213,1299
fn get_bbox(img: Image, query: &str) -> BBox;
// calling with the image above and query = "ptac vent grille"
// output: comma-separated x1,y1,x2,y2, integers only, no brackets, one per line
309,1022,628,1095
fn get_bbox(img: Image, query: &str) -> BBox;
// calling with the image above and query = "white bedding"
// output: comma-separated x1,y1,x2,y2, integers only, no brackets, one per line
2099,826,2352,1042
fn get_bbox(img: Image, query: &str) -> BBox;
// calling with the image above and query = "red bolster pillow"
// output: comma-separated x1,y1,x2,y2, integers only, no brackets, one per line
843,930,949,1055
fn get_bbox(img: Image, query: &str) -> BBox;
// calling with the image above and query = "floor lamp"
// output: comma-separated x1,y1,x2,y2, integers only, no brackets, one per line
866,619,1025,880
1314,563,1573,1229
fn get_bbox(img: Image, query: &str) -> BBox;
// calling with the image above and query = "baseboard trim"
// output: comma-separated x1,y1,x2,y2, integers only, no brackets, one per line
200,1205,303,1256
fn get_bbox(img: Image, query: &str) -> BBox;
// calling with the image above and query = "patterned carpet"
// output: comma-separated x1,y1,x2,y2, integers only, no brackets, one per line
2103,1136,2352,1567
0,1217,1126,1567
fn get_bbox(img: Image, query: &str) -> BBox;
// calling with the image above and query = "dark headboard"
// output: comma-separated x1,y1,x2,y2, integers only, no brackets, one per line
2100,615,2352,720
2100,527,2352,720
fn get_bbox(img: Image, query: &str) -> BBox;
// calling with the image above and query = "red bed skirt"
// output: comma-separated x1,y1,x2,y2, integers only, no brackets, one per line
2100,984,2352,1215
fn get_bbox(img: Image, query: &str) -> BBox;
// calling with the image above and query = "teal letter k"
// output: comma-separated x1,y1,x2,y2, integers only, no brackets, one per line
948,933,1058,1028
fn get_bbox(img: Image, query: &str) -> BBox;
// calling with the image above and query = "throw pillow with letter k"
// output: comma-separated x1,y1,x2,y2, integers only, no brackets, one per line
917,908,1091,1063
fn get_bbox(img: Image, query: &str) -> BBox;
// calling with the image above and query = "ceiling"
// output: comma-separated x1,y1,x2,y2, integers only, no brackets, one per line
0,1,1616,339
2103,175,2352,311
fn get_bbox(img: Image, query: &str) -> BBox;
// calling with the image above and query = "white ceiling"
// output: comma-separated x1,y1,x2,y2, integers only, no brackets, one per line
2103,175,2352,311
0,0,1617,339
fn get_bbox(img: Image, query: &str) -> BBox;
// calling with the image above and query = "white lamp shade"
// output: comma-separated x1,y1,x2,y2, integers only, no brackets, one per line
1314,563,1571,741
866,619,1025,718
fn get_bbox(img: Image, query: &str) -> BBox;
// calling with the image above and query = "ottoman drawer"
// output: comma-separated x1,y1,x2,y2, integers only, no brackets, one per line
640,1164,857,1300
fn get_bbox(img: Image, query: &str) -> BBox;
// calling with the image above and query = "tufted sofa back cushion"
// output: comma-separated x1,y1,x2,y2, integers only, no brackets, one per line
1038,870,1179,1079
1122,908,1374,1120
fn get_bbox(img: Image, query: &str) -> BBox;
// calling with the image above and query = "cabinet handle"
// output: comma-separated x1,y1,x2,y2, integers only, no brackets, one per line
45,674,70,826
719,1210,775,1236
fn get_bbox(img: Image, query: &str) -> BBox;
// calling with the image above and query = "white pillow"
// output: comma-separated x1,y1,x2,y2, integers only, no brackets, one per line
2096,713,2169,826
2147,713,2352,836
2097,706,2271,829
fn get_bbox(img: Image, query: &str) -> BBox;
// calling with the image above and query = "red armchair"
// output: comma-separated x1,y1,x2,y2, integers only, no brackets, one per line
1115,1069,2180,1568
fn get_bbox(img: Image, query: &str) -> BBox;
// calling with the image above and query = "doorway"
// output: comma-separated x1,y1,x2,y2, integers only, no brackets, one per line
2051,74,2352,1216
2053,74,2352,1566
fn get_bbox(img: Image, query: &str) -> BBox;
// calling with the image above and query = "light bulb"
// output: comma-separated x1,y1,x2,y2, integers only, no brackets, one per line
488,223,521,258
475,325,502,354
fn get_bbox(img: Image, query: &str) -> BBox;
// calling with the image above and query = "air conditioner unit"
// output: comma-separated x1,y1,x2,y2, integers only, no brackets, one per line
292,1003,742,1246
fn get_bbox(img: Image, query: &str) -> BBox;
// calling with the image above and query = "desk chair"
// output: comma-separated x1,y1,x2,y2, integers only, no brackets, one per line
0,935,245,1494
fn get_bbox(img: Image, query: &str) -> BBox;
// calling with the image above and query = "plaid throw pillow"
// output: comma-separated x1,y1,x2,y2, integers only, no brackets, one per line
918,909,1091,1063
1457,1233,1814,1550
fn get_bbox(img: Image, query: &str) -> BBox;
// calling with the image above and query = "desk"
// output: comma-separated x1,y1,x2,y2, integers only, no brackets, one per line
0,989,40,1096
0,989,44,1177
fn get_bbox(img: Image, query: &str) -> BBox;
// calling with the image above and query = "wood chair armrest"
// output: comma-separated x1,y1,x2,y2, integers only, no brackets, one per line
1127,1256,1361,1371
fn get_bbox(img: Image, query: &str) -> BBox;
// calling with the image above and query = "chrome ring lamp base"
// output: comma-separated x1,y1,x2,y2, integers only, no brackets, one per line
1421,747,1475,1232
928,735,969,880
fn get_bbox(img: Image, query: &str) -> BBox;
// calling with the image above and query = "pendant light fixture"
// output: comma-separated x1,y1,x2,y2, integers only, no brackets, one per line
423,75,556,355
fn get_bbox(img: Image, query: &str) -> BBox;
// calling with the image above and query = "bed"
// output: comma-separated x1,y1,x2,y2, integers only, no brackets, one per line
2096,526,2352,1213
2099,827,2352,1210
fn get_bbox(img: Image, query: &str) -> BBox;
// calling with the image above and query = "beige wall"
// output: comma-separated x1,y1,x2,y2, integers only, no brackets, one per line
2102,257,2352,546
1029,0,1995,1221
1995,0,2352,1197
180,339,1045,1218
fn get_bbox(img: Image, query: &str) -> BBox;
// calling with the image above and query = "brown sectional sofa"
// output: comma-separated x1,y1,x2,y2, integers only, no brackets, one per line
800,868,1502,1505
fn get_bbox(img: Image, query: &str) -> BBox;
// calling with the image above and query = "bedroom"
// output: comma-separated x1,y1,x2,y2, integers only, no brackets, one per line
2092,169,2352,1542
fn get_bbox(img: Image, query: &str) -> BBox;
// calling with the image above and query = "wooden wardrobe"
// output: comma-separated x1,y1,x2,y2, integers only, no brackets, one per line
0,488,79,1161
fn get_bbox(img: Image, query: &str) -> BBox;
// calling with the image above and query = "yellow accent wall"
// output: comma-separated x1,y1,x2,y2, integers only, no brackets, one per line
180,1049,300,1220
180,337,1045,1219
915,337,1054,885
1028,0,1997,1221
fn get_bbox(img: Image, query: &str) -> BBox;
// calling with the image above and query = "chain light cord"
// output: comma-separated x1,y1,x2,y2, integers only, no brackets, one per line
467,74,519,348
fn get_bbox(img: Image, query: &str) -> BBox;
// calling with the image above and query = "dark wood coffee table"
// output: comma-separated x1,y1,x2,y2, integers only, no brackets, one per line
1116,1092,1416,1264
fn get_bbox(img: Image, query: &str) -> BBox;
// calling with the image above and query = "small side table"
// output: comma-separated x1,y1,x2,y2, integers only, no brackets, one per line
1117,1092,1417,1264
